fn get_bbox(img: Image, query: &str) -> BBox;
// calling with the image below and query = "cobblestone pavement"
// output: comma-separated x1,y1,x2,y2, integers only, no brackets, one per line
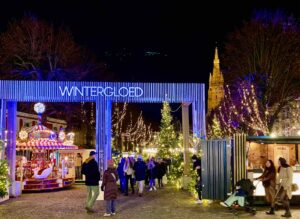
1,185,300,219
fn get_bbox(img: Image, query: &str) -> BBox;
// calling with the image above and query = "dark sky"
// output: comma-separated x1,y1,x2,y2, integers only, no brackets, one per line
1,1,299,84
0,0,299,127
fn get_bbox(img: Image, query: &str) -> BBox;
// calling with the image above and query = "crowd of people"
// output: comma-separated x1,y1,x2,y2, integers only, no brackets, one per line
81,151,296,218
117,155,167,196
81,151,168,217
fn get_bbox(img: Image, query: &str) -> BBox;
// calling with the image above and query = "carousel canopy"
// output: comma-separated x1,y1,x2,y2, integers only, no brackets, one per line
17,124,78,150
16,140,77,150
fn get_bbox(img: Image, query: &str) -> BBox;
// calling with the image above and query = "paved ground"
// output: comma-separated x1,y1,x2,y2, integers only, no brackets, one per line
1,185,300,219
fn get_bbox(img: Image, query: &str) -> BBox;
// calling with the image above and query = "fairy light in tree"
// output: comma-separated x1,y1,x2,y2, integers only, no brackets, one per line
208,80,270,137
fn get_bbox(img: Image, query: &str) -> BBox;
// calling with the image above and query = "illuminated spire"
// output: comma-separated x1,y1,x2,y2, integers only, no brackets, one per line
214,47,220,64
208,47,224,113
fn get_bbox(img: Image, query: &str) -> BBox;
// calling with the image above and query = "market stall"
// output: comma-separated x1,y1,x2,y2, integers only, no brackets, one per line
246,136,300,198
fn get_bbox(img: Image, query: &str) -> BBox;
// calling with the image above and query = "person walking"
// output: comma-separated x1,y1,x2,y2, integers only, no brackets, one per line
277,157,293,218
101,159,119,217
156,157,166,188
254,160,276,215
192,154,202,204
123,157,134,195
133,155,147,196
75,153,83,180
117,157,126,193
81,151,100,213
148,157,157,191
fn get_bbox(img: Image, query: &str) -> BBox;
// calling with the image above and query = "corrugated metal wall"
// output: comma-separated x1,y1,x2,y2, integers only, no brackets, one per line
233,134,247,187
201,139,231,200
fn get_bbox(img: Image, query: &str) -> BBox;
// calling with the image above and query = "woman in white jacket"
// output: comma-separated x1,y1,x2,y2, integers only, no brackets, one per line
277,157,293,218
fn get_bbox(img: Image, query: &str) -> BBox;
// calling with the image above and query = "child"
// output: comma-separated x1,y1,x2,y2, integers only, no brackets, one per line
101,160,119,217
220,185,247,208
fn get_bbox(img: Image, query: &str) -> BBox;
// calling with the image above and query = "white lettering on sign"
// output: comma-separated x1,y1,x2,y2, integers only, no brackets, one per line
59,86,144,98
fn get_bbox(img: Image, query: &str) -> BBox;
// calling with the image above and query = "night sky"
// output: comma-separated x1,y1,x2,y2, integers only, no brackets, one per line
0,0,299,126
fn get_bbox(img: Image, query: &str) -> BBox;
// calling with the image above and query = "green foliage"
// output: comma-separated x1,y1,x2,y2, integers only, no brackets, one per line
211,115,223,138
187,162,198,198
0,159,9,198
157,102,178,158
167,153,184,183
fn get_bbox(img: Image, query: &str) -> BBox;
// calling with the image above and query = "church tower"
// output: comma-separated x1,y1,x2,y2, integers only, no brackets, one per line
208,47,224,113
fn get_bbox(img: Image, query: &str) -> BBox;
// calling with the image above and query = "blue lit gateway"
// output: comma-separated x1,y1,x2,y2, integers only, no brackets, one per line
0,80,205,174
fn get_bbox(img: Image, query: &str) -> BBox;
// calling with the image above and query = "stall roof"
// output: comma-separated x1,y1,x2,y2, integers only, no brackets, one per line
247,136,300,144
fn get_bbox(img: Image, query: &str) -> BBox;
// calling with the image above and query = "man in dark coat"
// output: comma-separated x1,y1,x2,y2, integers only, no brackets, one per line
156,158,167,188
133,155,147,197
81,151,100,213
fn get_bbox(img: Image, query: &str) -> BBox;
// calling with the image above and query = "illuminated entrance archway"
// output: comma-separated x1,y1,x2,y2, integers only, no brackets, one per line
0,80,205,193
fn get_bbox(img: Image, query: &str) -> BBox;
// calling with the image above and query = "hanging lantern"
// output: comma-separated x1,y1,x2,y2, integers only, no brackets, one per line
34,102,45,114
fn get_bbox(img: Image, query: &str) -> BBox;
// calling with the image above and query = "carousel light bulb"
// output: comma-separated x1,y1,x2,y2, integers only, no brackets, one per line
34,102,45,114
19,130,28,140
58,131,66,141
66,132,75,144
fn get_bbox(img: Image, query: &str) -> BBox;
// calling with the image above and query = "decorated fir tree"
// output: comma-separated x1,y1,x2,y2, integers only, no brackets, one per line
211,115,223,138
157,102,178,158
0,140,9,198
0,160,8,198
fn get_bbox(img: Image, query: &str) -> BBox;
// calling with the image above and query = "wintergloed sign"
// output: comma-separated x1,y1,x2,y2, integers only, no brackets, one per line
59,85,144,97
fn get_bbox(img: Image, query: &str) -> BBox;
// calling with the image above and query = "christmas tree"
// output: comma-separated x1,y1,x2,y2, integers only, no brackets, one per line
157,102,178,158
0,160,8,198
211,115,223,138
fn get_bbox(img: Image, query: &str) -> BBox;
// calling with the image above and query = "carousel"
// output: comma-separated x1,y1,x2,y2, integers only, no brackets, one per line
15,103,78,192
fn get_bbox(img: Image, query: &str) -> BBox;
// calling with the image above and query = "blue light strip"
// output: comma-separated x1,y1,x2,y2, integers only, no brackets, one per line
0,80,204,103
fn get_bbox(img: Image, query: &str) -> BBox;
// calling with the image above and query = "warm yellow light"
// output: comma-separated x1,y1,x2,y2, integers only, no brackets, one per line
297,130,300,136
270,132,277,138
